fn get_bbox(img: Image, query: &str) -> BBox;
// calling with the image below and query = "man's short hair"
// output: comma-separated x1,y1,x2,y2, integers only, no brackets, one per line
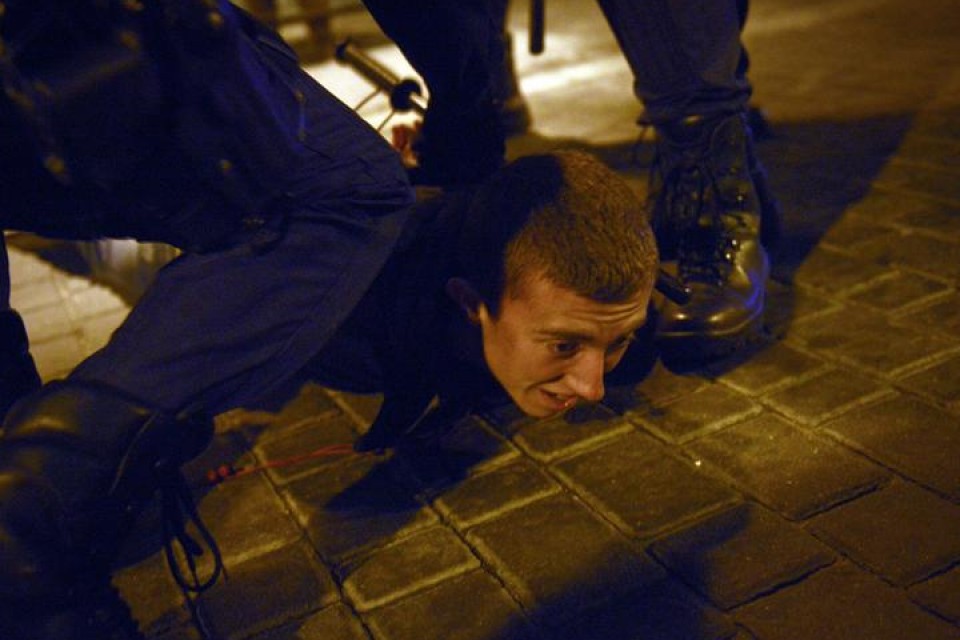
457,150,658,314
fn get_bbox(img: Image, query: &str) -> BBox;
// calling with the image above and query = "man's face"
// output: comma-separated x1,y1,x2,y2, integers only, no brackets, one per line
472,275,651,417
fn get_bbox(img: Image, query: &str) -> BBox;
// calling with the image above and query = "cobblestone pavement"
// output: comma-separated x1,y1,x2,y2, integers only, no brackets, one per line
6,0,960,638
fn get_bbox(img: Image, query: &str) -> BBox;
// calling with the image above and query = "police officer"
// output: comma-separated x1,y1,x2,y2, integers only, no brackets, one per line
0,1,412,636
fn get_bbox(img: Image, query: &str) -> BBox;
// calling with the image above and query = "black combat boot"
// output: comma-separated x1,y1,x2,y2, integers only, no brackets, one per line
0,380,214,640
0,309,42,420
649,111,781,361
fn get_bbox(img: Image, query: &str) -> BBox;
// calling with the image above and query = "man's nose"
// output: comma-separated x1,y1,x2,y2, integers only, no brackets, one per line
565,350,606,403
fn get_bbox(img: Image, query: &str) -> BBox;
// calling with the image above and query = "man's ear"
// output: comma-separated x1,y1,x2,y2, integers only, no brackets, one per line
446,277,484,323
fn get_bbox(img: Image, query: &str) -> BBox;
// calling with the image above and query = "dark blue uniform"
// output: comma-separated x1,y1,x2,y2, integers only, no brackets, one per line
1,1,414,414
0,4,418,637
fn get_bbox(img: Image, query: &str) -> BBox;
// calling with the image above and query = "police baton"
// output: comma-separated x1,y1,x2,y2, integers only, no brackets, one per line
334,38,426,115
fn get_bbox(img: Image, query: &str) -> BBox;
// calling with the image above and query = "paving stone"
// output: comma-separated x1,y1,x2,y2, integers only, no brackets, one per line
9,273,63,312
634,383,762,443
818,216,899,252
690,413,889,520
209,388,332,438
331,390,384,428
254,412,361,485
282,454,437,563
513,404,632,462
649,503,834,610
114,553,191,639
716,343,827,396
789,299,959,377
860,230,960,282
22,300,76,344
271,382,342,423
363,570,535,640
911,107,960,141
897,354,960,410
30,331,86,380
828,319,959,378
194,542,339,640
765,281,841,327
552,431,740,539
342,526,480,611
394,433,523,493
821,393,960,499
791,246,889,294
762,367,893,426
432,458,560,528
177,432,303,568
876,161,960,206
412,415,520,475
555,578,739,640
64,280,127,319
831,188,928,226
807,481,960,586
195,471,303,566
116,434,271,591
897,291,960,341
6,244,58,284
896,131,960,172
736,562,960,640
78,306,130,354
786,305,886,350
628,361,710,406
256,603,371,640
845,270,951,313
891,199,960,236
910,566,960,624
466,494,664,625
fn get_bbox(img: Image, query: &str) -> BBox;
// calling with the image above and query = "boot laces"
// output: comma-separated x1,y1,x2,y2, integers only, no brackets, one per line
159,468,224,596
653,150,744,286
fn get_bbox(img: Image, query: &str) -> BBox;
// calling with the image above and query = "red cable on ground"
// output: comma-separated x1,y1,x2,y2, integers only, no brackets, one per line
204,443,363,485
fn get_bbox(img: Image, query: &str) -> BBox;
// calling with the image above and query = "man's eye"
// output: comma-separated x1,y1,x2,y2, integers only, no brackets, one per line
550,341,580,356
607,333,636,353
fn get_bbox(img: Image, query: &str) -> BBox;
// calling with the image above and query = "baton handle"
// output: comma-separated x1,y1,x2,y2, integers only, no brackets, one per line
530,0,545,54
334,39,427,114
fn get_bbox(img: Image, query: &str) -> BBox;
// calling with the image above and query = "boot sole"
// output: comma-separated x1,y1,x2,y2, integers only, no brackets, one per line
656,304,766,366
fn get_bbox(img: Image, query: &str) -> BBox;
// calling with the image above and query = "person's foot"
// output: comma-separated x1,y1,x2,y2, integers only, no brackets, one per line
0,381,217,639
649,111,781,362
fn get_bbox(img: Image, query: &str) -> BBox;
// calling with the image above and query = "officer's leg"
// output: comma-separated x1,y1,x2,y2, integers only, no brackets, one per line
490,0,532,137
0,238,41,420
596,0,780,360
362,0,507,185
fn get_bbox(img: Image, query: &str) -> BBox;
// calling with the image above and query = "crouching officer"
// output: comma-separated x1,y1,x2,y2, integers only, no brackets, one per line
0,3,659,638
0,1,413,637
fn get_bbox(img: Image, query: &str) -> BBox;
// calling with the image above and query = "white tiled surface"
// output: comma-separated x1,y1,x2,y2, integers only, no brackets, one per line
8,239,131,381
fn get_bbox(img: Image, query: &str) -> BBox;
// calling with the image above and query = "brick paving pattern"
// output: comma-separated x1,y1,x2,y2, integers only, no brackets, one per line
7,0,960,637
